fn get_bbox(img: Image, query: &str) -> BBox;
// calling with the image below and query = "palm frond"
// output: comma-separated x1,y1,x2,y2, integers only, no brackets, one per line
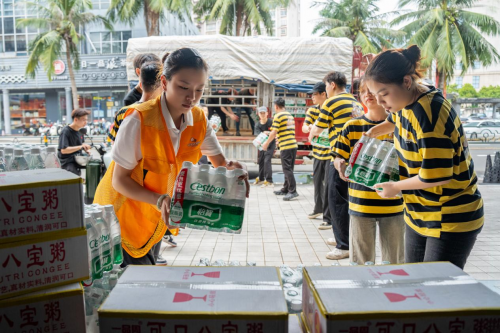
459,10,500,36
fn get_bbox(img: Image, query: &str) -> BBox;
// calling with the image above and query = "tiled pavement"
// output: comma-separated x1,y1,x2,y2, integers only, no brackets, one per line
160,184,500,280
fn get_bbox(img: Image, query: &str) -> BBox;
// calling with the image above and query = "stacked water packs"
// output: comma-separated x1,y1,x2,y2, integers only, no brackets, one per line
170,162,247,234
345,136,399,189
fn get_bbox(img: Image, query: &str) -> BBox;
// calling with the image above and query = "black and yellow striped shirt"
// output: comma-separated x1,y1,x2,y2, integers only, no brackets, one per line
305,105,332,160
271,111,298,151
388,87,483,238
333,116,403,217
108,107,128,142
316,93,362,150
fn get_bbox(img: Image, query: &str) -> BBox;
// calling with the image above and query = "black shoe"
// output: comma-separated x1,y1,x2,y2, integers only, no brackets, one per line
236,131,241,136
274,190,287,195
163,235,178,247
283,192,299,201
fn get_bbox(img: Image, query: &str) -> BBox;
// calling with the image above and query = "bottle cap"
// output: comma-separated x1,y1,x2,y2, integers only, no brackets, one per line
291,299,302,311
4,147,13,154
14,149,24,157
46,147,57,153
104,205,114,212
30,147,41,154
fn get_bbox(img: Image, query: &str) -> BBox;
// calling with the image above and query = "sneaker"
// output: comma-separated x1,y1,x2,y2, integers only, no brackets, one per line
222,131,232,136
326,248,349,260
261,181,274,188
163,235,178,247
326,238,337,246
274,190,287,195
236,131,241,136
283,192,299,201
253,177,262,185
156,255,168,266
308,212,322,219
318,222,332,230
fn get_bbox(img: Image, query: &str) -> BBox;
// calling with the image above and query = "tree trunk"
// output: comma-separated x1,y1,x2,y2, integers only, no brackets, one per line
144,0,160,36
436,68,446,91
235,2,244,36
65,38,79,111
243,15,249,36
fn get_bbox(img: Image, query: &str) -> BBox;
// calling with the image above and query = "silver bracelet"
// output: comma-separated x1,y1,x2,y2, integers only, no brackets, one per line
157,194,170,211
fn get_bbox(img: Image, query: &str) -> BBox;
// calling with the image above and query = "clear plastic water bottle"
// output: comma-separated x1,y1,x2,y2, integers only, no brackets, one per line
229,261,241,266
39,146,47,161
209,114,222,133
349,262,359,266
85,214,103,283
381,261,391,265
29,147,46,170
0,151,6,172
91,210,113,272
9,149,29,171
23,146,32,165
364,261,375,266
44,146,61,168
103,205,123,265
4,147,14,171
212,259,226,267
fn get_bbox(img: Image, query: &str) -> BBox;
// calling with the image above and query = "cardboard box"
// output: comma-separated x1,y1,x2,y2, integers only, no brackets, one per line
0,229,89,300
302,262,500,333
289,314,305,333
99,266,288,332
0,169,85,244
0,283,86,333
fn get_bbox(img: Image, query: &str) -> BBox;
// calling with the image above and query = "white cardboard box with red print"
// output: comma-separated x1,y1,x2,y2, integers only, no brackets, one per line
0,229,89,300
0,169,85,244
0,283,86,333
302,262,500,333
99,266,289,333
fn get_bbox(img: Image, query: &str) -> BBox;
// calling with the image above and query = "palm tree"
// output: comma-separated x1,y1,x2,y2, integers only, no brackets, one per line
312,0,404,54
195,0,290,36
17,0,112,109
108,0,191,36
392,0,500,90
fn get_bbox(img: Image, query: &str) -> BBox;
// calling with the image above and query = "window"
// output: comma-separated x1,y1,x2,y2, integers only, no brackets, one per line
88,31,130,54
1,2,41,55
455,62,462,71
206,21,216,32
281,8,287,17
473,61,481,69
91,0,110,9
270,11,275,19
472,76,480,89
281,27,287,36
455,77,463,88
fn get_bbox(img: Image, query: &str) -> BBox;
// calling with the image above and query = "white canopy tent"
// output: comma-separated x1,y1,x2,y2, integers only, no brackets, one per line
126,35,353,84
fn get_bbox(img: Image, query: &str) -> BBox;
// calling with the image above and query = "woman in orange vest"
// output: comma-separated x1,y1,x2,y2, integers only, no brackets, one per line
94,48,249,266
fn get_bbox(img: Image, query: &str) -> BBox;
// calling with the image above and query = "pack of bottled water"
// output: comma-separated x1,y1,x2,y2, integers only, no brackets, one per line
170,162,247,234
252,132,269,151
345,136,400,189
209,114,222,133
311,128,330,149
0,143,59,172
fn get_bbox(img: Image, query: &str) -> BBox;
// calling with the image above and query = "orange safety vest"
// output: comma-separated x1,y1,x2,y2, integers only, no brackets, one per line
94,95,206,258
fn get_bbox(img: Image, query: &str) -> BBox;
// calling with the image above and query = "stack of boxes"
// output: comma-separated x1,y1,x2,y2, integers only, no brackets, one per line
0,169,89,332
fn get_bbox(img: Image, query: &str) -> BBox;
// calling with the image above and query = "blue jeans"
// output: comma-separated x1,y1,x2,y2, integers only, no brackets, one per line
235,107,255,134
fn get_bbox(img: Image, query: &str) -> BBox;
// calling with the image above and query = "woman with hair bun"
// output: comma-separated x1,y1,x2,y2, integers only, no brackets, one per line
364,45,483,269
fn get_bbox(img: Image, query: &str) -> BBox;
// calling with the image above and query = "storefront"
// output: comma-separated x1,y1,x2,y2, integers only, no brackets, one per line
0,54,129,134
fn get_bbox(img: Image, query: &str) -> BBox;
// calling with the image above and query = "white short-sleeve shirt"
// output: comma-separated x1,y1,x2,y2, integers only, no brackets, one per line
113,93,223,170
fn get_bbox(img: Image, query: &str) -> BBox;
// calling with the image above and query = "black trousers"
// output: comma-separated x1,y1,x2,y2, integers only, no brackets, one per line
328,163,349,250
258,148,274,182
312,158,330,216
235,107,256,133
323,163,332,224
62,162,81,176
120,241,161,267
208,107,228,132
280,148,297,194
405,224,481,269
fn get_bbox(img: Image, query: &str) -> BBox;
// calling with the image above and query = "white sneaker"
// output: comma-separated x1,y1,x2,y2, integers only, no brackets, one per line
326,248,349,260
326,238,337,246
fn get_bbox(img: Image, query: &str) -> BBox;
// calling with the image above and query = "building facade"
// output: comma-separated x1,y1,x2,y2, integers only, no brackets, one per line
196,0,300,37
452,0,500,90
0,0,199,134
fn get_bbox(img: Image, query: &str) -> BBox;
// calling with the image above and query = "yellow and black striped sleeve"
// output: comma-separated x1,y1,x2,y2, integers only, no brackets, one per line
306,105,332,160
332,121,351,160
107,108,127,142
305,106,320,126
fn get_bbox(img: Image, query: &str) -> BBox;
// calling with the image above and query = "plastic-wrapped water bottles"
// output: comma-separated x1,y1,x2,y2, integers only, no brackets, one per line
284,288,302,314
9,149,29,171
3,147,13,170
29,147,46,170
252,132,269,151
91,210,113,273
103,205,123,265
0,151,6,172
44,146,61,168
212,259,227,267
84,214,103,283
209,114,222,133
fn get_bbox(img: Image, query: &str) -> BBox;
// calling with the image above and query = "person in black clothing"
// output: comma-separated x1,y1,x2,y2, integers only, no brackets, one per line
123,53,161,106
58,109,91,176
235,86,256,136
255,106,274,187
207,90,239,136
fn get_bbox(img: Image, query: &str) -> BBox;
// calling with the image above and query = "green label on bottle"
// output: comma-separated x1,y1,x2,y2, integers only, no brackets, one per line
113,242,123,264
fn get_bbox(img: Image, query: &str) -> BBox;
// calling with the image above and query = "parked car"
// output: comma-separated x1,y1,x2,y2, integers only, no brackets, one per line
463,120,500,141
